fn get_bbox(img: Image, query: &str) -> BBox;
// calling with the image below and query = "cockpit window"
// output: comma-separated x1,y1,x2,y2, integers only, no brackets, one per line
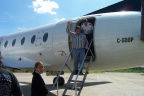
31,35,36,44
12,39,16,47
4,41,8,48
43,33,48,42
21,37,25,45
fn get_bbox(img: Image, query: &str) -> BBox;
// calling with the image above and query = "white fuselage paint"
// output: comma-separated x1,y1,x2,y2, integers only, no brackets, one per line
0,11,144,71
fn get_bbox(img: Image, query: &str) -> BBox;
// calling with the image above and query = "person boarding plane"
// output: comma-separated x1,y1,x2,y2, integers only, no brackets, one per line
1,2,144,95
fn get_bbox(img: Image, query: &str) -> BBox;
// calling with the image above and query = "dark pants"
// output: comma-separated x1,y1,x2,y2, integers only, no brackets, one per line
85,33,95,57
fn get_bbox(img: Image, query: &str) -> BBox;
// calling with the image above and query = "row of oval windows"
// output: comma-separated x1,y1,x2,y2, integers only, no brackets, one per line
4,33,48,48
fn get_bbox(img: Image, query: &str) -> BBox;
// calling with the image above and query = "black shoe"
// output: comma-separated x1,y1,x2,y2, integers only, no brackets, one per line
86,71,89,74
74,70,78,75
79,71,83,75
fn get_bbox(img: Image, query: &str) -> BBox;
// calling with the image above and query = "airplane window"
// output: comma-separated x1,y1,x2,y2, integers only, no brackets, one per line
31,35,36,44
43,33,48,42
12,39,16,47
4,41,8,48
21,37,25,45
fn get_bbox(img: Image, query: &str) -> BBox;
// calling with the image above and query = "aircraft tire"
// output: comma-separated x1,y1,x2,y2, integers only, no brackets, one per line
53,76,65,86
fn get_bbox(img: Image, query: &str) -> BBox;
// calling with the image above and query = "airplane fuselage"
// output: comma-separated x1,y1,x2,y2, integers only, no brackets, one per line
0,11,144,72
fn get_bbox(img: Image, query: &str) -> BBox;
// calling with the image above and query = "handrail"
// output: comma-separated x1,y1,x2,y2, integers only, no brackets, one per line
72,39,93,89
53,49,73,87
90,49,94,59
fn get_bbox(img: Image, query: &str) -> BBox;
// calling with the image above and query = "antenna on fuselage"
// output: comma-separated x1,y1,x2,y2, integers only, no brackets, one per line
18,27,21,32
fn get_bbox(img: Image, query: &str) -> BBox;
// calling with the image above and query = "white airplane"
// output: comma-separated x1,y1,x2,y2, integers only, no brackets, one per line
0,11,144,85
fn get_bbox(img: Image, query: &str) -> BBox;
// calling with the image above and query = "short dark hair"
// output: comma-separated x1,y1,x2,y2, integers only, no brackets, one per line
76,26,82,32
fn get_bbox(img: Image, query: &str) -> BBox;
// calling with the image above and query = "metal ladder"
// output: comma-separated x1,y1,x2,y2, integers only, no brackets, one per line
53,39,93,96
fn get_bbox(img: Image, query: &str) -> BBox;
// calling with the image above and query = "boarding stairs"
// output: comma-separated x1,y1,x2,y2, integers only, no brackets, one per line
53,39,94,96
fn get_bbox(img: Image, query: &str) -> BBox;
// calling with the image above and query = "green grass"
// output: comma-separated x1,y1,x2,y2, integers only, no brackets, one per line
141,74,144,76
89,71,104,73
11,67,144,74
106,67,144,73
64,71,104,73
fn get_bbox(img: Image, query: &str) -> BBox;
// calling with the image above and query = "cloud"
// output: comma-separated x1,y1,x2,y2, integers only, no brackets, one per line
54,18,66,22
31,0,59,14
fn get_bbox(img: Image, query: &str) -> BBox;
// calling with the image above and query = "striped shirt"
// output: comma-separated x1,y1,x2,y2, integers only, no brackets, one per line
66,26,89,49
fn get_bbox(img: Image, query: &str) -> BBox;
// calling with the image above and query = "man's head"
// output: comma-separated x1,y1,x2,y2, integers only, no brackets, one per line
83,19,88,26
76,26,82,35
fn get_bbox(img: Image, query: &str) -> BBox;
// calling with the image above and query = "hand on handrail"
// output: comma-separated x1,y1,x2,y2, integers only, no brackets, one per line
85,46,88,49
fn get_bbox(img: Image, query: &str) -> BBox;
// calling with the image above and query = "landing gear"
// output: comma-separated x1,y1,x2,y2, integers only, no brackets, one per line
53,76,65,86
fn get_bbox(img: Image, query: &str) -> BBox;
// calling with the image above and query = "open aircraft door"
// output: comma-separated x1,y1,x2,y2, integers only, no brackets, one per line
52,19,80,64
68,19,80,52
53,21,73,65
69,17,96,59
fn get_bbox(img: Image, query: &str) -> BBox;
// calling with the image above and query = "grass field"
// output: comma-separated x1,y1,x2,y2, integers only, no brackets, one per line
141,74,144,76
106,67,144,73
12,67,144,73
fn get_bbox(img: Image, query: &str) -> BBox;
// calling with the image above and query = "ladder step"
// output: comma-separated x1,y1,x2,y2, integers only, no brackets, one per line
85,59,91,62
67,87,81,91
62,40,93,96
70,80,82,83
86,56,92,59
84,61,89,63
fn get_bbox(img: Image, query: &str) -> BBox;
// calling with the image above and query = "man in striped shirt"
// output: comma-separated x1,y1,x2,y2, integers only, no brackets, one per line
66,21,89,74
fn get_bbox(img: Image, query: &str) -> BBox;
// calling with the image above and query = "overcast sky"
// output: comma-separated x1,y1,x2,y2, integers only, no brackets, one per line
0,0,122,36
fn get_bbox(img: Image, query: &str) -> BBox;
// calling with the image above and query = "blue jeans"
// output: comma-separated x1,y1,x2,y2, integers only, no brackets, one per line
73,49,85,71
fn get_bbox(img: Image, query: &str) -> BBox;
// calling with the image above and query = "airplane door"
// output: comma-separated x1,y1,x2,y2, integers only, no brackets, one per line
70,18,96,59
53,21,72,64
68,20,79,51
52,20,79,64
